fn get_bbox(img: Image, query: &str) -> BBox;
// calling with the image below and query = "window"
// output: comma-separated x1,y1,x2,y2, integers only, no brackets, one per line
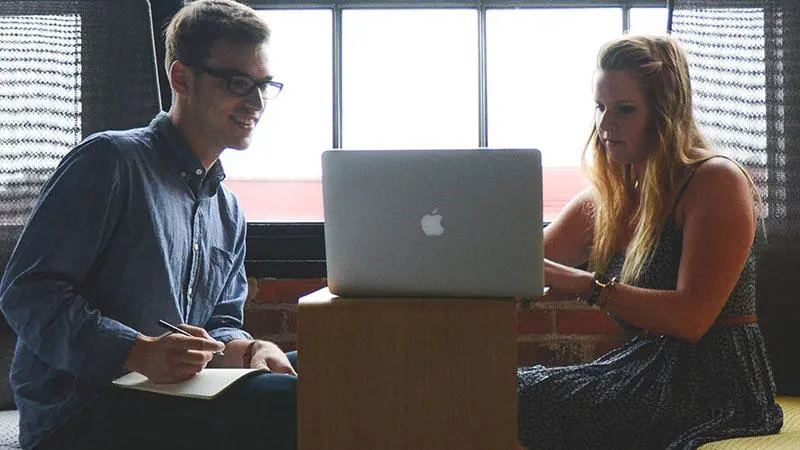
220,9,332,222
342,9,479,150
234,1,669,277
486,8,621,219
630,7,670,34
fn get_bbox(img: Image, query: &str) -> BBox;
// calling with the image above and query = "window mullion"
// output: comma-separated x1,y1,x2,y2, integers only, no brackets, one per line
333,6,343,149
623,2,631,32
478,6,488,147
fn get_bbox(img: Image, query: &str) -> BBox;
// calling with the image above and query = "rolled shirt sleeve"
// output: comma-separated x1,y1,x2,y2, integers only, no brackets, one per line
0,136,139,386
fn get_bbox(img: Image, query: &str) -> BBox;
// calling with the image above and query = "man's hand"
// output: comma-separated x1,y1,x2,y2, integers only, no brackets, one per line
248,340,297,376
124,324,225,384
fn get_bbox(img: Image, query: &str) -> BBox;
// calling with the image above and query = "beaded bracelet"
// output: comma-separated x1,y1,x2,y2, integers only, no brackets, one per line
586,272,617,307
585,272,604,306
596,277,618,308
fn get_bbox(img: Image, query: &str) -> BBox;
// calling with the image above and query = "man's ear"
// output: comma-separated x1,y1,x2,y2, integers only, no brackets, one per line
169,60,192,96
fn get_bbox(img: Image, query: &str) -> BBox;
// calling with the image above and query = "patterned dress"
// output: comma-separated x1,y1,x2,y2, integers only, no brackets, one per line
518,188,784,449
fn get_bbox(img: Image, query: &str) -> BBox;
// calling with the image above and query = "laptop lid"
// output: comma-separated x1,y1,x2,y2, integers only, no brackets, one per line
322,149,544,298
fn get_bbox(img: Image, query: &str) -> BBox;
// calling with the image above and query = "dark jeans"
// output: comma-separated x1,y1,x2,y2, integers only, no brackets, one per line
35,352,298,450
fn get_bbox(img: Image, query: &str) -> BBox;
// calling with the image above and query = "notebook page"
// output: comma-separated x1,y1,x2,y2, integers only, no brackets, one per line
112,368,267,400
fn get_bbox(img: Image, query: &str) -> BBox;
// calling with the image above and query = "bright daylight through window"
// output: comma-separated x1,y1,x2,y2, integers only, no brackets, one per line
219,6,668,223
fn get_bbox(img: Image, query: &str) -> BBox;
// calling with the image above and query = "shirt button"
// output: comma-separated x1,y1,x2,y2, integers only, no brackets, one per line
180,172,187,178
193,242,199,251
195,168,203,176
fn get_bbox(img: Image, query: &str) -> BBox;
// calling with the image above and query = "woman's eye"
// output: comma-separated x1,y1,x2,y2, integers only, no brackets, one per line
595,104,606,112
618,105,635,114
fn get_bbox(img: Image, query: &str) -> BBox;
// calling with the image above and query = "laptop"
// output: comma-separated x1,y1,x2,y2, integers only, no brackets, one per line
321,149,544,298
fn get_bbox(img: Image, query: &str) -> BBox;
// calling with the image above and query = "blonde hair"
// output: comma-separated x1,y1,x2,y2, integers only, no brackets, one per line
583,35,712,283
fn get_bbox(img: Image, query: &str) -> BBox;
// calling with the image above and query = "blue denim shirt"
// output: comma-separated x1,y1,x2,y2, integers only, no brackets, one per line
0,112,252,448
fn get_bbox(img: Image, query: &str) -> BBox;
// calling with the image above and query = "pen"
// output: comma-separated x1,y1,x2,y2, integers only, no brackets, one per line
157,319,225,356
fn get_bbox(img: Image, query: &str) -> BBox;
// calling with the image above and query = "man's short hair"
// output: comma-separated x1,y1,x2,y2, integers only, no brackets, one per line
164,0,270,72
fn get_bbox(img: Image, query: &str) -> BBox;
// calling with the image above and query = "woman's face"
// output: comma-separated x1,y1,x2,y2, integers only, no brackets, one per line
594,69,651,166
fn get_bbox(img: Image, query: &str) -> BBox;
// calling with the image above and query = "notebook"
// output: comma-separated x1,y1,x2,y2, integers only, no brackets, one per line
112,368,268,400
321,149,544,298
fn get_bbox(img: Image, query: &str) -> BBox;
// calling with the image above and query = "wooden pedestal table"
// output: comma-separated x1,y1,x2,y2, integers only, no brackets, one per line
298,287,517,450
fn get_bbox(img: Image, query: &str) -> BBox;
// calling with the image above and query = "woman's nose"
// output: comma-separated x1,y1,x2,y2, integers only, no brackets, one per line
597,111,617,133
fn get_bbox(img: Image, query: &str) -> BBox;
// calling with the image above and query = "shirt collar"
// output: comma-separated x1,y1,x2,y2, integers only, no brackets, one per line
149,112,226,197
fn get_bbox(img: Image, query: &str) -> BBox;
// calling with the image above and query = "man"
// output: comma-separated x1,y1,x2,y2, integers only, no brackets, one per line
0,1,297,449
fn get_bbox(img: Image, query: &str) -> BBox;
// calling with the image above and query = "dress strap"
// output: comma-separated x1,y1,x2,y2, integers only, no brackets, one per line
669,156,724,217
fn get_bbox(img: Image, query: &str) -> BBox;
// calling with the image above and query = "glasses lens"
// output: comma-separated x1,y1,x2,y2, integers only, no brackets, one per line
228,76,256,96
262,82,282,100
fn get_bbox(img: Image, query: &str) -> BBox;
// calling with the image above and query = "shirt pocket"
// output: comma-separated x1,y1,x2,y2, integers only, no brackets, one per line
192,246,235,317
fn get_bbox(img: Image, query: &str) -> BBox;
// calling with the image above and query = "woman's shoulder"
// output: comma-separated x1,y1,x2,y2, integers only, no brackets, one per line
562,187,598,220
547,187,597,232
675,156,754,222
573,186,597,203
690,156,752,190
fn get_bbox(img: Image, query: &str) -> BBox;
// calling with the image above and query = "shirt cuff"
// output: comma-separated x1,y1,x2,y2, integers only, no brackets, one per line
79,317,139,386
209,327,252,343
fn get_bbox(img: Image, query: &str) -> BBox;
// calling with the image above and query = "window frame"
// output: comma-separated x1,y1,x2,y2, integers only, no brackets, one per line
240,0,669,278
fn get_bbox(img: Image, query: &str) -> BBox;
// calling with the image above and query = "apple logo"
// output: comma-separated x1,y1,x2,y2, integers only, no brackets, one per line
420,208,444,236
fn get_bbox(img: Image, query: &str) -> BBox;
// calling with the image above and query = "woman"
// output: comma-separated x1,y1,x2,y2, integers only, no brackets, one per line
517,35,783,449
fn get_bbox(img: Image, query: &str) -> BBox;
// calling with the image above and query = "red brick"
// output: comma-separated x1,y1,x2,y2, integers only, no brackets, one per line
518,341,554,367
250,278,326,304
517,310,552,335
243,308,286,335
592,337,628,359
556,309,622,335
549,341,587,366
287,310,297,333
274,339,297,353
517,340,586,367
541,289,581,302
246,277,259,301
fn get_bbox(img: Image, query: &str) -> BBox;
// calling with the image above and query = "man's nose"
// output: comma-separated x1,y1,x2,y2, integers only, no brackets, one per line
246,85,266,109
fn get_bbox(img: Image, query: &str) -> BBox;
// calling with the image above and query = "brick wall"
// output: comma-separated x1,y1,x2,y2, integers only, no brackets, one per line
245,278,628,366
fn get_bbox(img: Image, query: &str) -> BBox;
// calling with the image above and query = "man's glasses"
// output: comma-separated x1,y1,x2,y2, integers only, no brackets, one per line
189,64,283,100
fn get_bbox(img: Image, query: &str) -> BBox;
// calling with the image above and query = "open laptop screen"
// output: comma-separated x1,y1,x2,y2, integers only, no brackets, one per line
321,149,544,298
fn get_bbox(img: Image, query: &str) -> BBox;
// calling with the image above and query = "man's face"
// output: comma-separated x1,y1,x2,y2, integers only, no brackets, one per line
187,40,271,153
